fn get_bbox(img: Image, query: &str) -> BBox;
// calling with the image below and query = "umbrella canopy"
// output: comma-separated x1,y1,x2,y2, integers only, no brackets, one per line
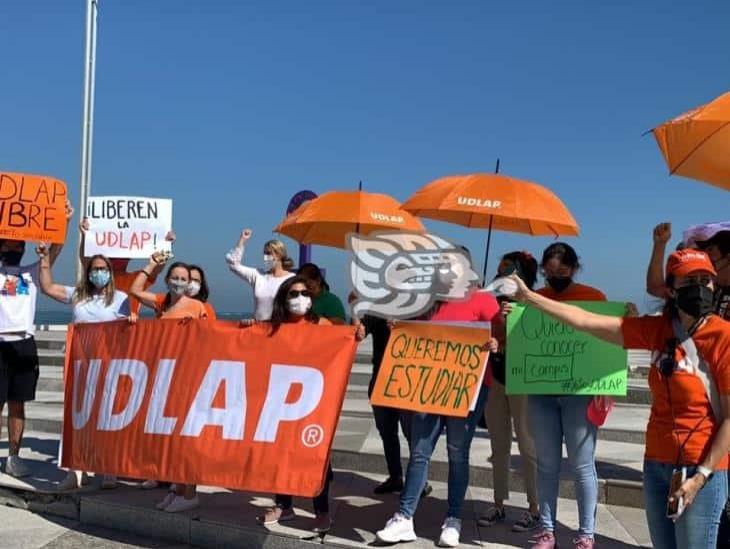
274,190,425,249
401,173,579,237
653,91,730,191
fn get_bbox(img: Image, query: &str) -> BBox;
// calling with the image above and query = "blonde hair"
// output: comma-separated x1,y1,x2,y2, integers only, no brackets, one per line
264,239,294,271
74,255,116,307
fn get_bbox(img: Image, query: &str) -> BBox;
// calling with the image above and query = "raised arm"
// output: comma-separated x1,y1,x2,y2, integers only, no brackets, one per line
47,200,75,266
647,222,671,299
225,228,259,285
129,253,166,310
511,275,624,346
36,244,71,303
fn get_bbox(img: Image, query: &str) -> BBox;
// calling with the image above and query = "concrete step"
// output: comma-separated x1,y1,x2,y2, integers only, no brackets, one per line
37,349,64,367
33,330,67,351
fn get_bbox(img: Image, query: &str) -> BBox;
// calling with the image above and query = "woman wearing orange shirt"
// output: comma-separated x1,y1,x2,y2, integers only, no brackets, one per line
257,276,337,533
186,264,216,319
527,244,607,549
130,254,208,513
509,249,730,549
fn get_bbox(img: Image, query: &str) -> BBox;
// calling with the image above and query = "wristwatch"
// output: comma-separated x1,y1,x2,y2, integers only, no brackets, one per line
696,465,713,484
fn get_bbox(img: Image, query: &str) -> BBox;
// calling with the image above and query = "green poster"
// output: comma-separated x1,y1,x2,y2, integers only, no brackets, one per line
506,302,628,396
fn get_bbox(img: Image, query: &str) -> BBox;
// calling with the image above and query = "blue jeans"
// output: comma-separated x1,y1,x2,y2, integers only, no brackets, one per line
643,460,728,549
399,386,487,519
372,404,412,480
529,395,598,537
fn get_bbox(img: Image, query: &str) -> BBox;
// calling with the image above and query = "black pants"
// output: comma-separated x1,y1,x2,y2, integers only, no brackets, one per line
275,463,334,514
372,404,413,480
0,337,39,403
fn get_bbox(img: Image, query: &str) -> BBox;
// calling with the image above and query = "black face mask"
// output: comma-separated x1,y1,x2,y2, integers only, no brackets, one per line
675,284,715,318
0,251,23,266
547,276,572,293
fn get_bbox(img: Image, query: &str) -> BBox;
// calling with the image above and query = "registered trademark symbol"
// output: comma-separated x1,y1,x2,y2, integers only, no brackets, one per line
301,424,324,447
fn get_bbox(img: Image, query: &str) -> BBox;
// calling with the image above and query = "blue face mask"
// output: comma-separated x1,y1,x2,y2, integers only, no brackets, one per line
88,269,111,289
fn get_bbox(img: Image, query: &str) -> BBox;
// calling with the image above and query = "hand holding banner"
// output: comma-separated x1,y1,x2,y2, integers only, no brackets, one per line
506,302,628,395
63,320,357,496
370,321,490,417
84,196,172,258
0,172,68,243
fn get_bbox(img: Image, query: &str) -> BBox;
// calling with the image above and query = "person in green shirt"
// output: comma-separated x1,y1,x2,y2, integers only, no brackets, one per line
297,263,346,324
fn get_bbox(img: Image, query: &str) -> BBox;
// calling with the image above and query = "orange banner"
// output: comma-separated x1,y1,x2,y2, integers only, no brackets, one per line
0,172,67,243
62,320,357,496
370,321,490,417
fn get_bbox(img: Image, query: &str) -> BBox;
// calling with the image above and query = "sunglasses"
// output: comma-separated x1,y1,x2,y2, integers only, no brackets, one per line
659,338,679,377
287,290,311,298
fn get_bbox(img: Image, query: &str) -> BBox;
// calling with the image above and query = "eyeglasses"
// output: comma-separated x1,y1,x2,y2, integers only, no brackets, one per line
287,290,311,298
89,267,109,273
659,338,679,377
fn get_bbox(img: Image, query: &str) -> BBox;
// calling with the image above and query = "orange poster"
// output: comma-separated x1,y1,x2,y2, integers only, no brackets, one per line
0,172,67,243
61,320,357,497
370,321,490,417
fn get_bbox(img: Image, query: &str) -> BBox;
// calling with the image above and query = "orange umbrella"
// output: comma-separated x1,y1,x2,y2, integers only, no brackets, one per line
401,172,579,278
652,91,730,191
274,189,425,249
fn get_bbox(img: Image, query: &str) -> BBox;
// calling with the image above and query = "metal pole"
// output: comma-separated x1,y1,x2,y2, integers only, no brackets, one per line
78,0,99,279
481,158,500,283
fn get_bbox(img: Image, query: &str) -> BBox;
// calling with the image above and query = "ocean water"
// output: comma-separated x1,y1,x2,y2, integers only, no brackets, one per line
35,310,249,325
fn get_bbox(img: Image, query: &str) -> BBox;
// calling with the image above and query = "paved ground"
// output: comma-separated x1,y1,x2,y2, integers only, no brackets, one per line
0,505,192,548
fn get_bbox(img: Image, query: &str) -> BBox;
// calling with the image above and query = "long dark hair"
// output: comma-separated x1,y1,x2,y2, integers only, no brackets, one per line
297,263,330,292
499,251,538,290
162,261,190,311
269,276,319,334
187,264,210,303
540,242,581,271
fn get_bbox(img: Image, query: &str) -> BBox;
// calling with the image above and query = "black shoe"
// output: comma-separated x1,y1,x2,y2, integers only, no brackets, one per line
374,477,404,494
420,483,433,499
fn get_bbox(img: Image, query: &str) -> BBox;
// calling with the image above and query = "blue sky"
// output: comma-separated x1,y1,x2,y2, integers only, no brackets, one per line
1,0,728,314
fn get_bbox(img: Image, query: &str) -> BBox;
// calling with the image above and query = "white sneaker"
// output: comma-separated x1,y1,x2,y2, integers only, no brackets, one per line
376,512,417,543
5,455,30,478
438,517,462,547
155,491,176,510
164,496,199,513
140,479,159,490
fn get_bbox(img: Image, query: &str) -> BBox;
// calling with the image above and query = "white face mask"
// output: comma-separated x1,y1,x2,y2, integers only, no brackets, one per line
186,280,201,297
168,279,188,296
287,296,312,316
263,254,277,272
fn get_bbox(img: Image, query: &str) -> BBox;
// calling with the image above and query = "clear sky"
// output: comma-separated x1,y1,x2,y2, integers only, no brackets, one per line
1,0,728,314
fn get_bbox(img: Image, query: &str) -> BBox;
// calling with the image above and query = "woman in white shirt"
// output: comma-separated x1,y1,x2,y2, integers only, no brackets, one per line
37,246,129,491
225,229,295,322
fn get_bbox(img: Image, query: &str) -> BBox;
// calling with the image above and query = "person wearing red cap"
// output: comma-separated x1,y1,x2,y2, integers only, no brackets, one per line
509,249,730,549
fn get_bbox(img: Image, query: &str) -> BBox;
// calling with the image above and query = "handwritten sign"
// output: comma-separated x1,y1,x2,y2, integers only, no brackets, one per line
85,196,172,258
0,172,67,243
370,321,490,417
506,302,628,395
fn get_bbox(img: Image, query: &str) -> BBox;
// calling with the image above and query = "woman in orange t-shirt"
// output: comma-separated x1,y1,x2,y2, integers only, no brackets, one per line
509,249,730,549
526,243,607,549
257,276,337,534
185,264,216,319
129,254,208,513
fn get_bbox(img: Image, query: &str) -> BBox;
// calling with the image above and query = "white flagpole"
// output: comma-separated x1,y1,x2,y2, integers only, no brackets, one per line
78,0,99,279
